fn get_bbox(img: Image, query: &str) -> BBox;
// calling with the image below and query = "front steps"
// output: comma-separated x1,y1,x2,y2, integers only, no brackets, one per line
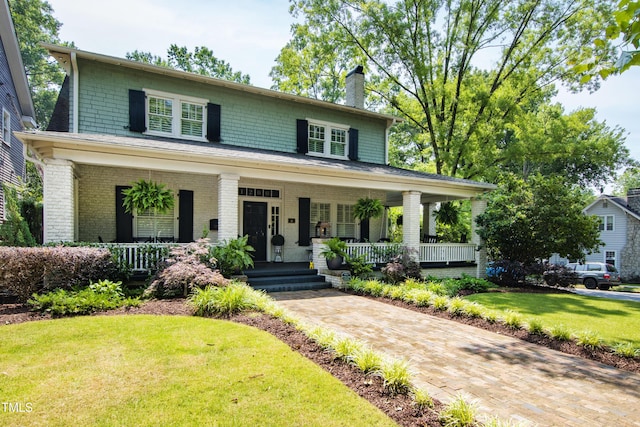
245,263,330,292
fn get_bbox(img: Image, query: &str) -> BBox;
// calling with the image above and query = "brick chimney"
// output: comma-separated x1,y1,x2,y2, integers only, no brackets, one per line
345,65,364,109
627,188,640,214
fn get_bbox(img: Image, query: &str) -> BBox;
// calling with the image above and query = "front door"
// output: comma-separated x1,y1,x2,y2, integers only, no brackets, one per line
243,201,268,262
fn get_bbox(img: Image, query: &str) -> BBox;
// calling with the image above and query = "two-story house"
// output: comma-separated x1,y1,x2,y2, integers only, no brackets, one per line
0,0,37,222
581,189,640,282
16,44,493,277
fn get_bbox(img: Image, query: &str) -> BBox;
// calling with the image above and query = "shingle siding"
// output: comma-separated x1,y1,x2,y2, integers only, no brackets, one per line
75,59,387,164
0,35,26,222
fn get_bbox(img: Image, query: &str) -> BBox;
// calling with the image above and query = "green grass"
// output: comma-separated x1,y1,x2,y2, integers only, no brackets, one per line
0,316,396,427
466,292,640,346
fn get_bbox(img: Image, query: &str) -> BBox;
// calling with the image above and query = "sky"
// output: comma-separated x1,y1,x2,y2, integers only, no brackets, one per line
46,0,640,173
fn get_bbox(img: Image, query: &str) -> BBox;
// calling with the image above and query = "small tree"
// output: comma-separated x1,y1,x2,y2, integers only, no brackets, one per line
121,179,174,241
0,183,36,247
475,174,601,266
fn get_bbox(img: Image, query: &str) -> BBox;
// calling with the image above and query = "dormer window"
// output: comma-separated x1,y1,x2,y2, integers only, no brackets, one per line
308,120,349,159
128,89,221,142
145,89,207,140
297,119,358,160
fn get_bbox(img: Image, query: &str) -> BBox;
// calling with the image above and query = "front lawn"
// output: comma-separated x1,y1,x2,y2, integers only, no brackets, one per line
465,292,640,346
0,315,396,427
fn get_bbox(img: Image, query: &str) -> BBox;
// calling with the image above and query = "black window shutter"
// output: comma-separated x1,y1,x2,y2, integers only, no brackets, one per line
296,119,308,154
116,186,133,243
128,90,146,133
298,197,311,246
349,128,359,160
206,103,221,142
178,190,194,243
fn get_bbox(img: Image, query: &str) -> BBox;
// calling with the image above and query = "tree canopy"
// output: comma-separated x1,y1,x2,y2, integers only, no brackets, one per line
127,45,251,84
9,0,67,128
273,0,629,187
475,174,602,264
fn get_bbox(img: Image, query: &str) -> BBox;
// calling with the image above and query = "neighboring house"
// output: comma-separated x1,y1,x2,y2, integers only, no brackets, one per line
0,0,37,222
582,189,640,282
16,44,494,277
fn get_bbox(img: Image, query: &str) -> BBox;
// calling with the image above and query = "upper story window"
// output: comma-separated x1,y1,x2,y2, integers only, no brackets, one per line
308,120,349,159
598,215,614,231
2,108,10,145
145,89,207,140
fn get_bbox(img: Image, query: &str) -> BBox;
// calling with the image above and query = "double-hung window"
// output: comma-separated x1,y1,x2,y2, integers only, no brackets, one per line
308,120,349,159
310,202,331,237
336,204,356,237
598,215,614,231
145,89,207,140
1,108,10,145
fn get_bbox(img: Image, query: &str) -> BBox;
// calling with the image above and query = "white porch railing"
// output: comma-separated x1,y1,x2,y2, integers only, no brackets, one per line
100,243,179,272
345,242,476,264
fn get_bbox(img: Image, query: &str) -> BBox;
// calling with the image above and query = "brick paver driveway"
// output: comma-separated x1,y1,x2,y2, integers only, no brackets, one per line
272,289,640,426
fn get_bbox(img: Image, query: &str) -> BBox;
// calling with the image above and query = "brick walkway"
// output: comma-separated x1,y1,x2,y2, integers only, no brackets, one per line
272,289,640,426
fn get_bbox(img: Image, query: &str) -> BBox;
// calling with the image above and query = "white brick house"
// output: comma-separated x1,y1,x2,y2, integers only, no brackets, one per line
16,45,494,277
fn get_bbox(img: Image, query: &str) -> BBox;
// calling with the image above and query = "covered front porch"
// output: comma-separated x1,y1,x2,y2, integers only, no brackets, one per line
19,131,493,278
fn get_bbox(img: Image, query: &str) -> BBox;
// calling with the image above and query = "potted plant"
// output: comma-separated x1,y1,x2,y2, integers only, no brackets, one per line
354,197,384,241
208,235,255,278
122,179,175,242
320,236,347,270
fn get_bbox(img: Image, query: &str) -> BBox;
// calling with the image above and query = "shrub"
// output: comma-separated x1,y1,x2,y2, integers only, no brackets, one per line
447,297,466,316
432,295,449,311
403,289,433,307
333,336,364,361
542,263,577,287
461,301,484,318
412,388,434,411
28,280,138,315
147,241,228,298
445,275,492,296
612,342,640,358
486,259,527,287
548,325,572,341
207,235,255,278
363,279,385,297
426,281,448,296
527,319,545,335
376,358,413,395
350,347,383,374
575,330,604,350
188,282,260,317
304,326,337,350
381,247,421,284
0,246,118,302
502,310,524,329
345,254,373,279
439,394,477,427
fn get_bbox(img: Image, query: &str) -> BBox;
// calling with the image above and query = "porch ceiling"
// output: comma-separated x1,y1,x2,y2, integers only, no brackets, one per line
17,131,494,201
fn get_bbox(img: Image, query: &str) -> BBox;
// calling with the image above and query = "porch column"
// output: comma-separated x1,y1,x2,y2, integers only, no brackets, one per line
217,173,239,242
471,197,488,278
402,191,421,260
422,202,437,237
43,159,75,243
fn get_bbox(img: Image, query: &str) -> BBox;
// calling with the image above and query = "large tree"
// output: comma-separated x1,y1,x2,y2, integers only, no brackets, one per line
9,0,67,128
475,174,602,265
274,0,624,184
127,45,251,84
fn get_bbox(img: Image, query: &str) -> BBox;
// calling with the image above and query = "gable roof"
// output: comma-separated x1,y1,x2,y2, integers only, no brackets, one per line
0,0,36,128
42,43,400,125
584,194,640,221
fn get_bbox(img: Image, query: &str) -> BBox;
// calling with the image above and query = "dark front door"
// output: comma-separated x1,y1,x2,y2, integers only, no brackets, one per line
243,201,268,262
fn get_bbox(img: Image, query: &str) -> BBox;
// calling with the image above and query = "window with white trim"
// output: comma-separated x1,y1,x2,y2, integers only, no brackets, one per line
135,207,175,241
1,108,10,145
605,251,616,266
598,215,614,231
145,89,206,140
336,204,356,237
308,120,349,158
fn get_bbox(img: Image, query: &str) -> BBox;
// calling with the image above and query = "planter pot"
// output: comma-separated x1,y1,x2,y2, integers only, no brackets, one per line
326,256,345,270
